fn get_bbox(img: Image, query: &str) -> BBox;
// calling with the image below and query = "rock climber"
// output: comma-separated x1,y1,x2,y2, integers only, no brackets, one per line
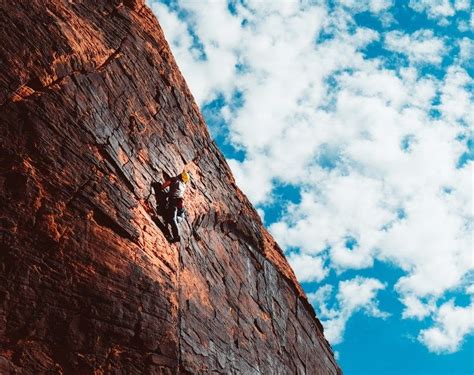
152,170,190,243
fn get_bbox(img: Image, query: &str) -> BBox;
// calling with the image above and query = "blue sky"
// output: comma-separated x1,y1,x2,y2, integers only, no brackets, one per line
147,0,473,373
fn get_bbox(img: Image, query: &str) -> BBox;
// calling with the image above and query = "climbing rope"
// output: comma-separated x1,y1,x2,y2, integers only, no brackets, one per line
177,238,182,374
177,217,194,373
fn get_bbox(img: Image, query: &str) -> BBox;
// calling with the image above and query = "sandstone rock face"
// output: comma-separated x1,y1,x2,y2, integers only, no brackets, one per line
0,1,341,374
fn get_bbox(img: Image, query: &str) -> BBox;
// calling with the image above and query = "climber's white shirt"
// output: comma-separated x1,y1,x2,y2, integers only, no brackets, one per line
170,179,186,199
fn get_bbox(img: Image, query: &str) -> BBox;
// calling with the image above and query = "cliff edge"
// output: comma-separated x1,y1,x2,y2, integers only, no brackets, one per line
0,1,341,374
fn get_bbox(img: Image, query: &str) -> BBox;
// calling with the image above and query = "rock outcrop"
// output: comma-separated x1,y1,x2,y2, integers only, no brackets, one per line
0,1,341,374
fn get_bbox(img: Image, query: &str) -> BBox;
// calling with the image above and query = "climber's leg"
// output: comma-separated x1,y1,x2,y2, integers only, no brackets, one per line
169,205,180,242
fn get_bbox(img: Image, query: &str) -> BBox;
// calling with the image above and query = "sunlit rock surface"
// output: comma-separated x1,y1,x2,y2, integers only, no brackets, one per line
0,1,341,373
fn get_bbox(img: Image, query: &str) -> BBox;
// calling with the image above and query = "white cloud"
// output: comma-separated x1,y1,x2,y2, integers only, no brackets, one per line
384,30,446,65
339,277,389,318
458,37,474,64
401,295,436,320
287,253,328,283
418,299,474,353
338,0,394,13
270,175,392,270
438,66,473,123
369,0,393,12
408,0,472,24
409,0,455,21
308,277,389,344
454,0,471,10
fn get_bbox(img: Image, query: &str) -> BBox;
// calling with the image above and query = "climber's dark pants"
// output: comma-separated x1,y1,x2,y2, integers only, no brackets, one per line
154,189,183,240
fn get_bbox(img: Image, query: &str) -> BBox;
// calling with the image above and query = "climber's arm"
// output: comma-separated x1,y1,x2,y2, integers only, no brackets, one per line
160,179,172,190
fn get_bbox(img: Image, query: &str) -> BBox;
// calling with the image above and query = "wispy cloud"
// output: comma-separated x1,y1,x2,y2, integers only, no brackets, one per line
418,297,474,353
384,29,446,64
308,277,389,344
409,0,472,24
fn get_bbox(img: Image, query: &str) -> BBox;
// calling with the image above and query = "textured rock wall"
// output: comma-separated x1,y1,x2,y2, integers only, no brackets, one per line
0,1,341,374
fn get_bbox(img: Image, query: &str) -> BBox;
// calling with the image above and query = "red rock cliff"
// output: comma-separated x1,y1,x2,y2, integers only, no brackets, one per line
0,1,341,374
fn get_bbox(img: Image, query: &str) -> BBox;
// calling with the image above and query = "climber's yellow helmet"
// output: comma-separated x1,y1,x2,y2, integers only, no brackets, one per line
181,170,190,183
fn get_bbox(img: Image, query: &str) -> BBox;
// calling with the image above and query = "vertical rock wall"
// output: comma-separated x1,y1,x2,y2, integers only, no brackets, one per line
0,1,341,374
